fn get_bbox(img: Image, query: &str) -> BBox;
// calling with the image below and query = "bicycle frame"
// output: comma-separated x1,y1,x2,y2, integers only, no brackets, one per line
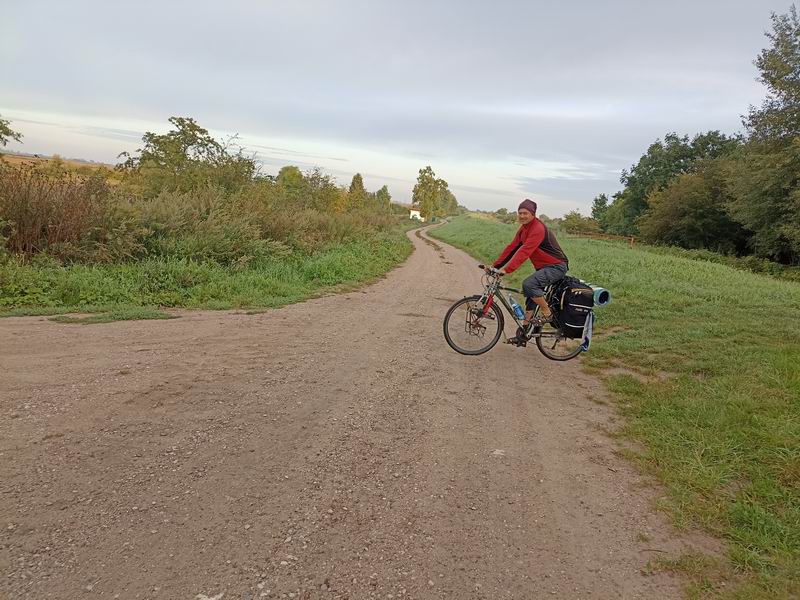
478,273,562,340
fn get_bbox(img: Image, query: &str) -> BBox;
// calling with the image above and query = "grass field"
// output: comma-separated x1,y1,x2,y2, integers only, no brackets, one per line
0,231,412,317
430,215,800,599
0,152,114,171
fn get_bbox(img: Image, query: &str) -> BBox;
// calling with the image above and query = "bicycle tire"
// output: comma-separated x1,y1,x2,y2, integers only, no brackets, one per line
443,295,505,355
535,327,584,361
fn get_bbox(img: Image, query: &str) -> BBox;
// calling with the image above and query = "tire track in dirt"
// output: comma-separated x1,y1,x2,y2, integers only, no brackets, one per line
0,227,717,599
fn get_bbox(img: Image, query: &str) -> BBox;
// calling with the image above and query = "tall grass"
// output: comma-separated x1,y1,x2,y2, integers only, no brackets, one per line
0,164,399,265
0,162,415,315
431,215,800,599
0,233,411,313
632,243,800,283
0,166,125,260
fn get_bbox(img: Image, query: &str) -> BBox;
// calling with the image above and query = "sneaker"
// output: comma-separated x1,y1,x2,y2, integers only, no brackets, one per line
505,326,528,347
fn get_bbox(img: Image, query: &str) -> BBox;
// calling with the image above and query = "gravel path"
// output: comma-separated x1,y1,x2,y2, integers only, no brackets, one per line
0,227,713,599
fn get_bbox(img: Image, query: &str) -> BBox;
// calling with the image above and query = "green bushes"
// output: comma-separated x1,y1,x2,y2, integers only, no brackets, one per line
0,234,412,311
0,168,414,311
117,116,256,197
0,165,399,266
131,187,289,264
0,115,406,268
0,116,417,314
0,165,133,261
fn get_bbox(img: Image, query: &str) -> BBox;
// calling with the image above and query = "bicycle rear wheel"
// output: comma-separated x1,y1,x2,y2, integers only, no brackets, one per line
443,295,505,355
535,327,584,361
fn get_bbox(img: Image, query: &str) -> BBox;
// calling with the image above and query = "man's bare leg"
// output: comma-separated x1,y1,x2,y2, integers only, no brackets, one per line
523,296,552,325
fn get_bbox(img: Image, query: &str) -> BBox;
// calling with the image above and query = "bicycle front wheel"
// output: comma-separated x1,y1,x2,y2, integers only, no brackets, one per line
443,295,505,355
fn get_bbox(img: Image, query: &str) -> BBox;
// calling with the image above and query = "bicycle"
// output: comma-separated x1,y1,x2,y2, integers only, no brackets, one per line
442,265,586,361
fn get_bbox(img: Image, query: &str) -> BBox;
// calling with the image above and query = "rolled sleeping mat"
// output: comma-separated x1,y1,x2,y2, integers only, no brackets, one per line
578,279,612,306
591,287,611,306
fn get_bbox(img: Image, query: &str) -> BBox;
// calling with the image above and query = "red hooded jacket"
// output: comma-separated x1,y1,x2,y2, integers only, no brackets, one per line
492,219,568,274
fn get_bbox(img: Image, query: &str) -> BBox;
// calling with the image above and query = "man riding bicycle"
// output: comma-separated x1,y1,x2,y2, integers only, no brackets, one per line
490,199,569,340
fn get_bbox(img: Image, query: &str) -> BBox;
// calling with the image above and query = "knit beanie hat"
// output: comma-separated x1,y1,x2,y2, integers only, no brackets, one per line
518,199,537,215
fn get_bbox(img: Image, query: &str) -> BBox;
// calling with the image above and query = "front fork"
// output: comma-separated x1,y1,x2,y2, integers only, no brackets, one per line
481,294,494,316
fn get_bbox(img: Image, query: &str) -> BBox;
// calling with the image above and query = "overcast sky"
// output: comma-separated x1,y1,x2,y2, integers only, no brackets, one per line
0,1,792,215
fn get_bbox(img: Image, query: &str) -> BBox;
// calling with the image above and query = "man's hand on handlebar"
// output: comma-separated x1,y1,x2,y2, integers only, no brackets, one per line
478,264,505,276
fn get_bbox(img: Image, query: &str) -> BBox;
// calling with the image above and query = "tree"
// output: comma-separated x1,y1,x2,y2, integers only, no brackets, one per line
602,192,630,236
590,193,609,227
562,210,600,234
494,207,517,224
638,159,749,254
538,213,555,225
726,140,800,263
726,6,800,263
745,5,800,142
441,188,459,215
0,115,21,149
0,115,22,147
412,166,439,220
118,116,256,196
304,167,342,211
331,187,351,213
412,166,455,219
276,165,307,204
604,131,741,235
348,173,368,207
375,185,391,213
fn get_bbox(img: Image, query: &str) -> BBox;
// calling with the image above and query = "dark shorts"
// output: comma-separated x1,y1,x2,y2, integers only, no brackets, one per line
522,263,568,300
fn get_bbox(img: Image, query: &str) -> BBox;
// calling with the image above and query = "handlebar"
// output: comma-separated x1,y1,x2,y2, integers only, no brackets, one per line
478,264,503,276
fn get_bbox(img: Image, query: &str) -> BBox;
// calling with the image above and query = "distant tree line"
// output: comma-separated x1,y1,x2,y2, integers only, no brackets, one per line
485,207,568,233
588,6,800,265
493,208,519,224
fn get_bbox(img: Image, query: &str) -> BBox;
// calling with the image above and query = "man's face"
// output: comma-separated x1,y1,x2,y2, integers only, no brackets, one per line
518,208,534,225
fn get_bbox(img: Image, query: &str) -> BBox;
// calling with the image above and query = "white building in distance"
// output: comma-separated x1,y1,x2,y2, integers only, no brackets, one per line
409,208,425,222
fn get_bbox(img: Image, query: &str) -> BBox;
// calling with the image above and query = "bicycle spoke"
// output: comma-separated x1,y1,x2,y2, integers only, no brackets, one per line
535,327,583,360
444,296,503,355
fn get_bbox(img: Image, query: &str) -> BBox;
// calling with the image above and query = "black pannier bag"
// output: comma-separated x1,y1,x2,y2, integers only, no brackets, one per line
551,276,593,338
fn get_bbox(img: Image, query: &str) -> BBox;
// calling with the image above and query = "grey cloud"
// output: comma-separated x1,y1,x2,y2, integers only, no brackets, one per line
71,126,143,144
449,182,520,199
513,176,621,210
247,144,349,163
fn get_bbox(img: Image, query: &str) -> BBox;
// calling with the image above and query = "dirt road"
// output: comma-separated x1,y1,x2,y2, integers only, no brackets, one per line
1,228,711,599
